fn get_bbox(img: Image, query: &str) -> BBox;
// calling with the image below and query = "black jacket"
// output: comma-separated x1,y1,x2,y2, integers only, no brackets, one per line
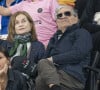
6,69,28,90
80,0,100,33
45,24,92,84
75,0,88,18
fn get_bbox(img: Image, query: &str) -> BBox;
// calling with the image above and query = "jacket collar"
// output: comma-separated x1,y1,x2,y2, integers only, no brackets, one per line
56,23,80,36
64,23,80,34
53,23,80,39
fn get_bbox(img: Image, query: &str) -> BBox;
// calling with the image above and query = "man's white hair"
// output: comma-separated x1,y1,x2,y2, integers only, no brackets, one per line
55,5,77,19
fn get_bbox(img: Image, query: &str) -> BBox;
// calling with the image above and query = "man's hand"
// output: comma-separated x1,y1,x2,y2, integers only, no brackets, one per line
47,57,53,62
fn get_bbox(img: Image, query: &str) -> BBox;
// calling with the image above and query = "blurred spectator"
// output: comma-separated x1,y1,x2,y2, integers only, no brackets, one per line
0,0,22,39
0,46,28,90
78,0,100,68
75,0,88,19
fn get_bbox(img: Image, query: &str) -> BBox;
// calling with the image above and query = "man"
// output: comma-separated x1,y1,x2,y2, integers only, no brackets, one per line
35,5,92,90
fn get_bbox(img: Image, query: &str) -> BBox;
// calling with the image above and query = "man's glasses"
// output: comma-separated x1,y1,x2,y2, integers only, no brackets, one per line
57,11,72,19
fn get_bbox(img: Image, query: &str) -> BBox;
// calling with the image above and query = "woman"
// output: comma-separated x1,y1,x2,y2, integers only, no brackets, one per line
0,11,45,75
0,46,28,90
0,0,59,46
0,0,22,39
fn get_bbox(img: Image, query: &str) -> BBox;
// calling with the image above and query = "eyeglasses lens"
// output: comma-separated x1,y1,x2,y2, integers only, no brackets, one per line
64,11,71,16
57,13,62,18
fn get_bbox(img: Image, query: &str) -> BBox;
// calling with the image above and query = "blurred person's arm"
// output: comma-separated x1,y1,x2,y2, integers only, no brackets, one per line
0,6,11,16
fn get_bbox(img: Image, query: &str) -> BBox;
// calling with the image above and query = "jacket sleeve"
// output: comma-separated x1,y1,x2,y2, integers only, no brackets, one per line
82,23,100,33
37,43,45,60
53,29,92,65
20,77,28,90
34,42,45,63
12,70,28,90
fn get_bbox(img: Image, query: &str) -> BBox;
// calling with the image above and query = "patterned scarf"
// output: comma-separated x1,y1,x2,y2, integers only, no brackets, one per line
9,32,32,57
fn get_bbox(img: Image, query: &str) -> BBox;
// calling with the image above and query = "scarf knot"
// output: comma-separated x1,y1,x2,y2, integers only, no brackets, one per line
9,32,32,57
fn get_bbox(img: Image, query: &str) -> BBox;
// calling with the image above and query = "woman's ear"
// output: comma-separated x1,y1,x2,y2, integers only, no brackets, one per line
7,58,10,66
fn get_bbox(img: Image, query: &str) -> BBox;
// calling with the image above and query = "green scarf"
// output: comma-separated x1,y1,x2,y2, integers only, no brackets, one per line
9,32,31,57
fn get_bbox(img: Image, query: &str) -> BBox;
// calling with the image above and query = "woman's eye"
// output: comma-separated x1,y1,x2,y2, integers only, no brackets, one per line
22,19,26,23
15,21,19,25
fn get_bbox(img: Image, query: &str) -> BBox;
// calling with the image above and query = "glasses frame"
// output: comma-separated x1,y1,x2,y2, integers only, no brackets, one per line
56,11,72,19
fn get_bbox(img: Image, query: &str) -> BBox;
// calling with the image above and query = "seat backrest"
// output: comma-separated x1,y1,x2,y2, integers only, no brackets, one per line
92,51,100,67
84,51,100,90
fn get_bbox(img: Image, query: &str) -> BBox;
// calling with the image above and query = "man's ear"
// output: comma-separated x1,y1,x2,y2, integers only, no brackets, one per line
75,16,78,21
70,15,78,25
73,16,78,24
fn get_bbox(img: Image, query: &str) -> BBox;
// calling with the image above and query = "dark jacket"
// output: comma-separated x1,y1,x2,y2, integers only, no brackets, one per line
75,0,88,19
0,40,45,64
80,0,100,33
6,69,28,90
46,24,92,84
